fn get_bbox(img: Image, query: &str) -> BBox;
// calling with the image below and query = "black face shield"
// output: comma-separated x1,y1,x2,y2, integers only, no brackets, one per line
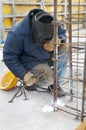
31,11,54,45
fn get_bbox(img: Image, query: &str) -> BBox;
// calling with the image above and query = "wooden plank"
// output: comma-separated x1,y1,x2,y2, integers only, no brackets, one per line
14,5,39,14
15,0,39,2
72,0,85,2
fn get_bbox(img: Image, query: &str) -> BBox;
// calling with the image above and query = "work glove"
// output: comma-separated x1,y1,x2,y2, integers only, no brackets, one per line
23,71,39,86
43,38,61,52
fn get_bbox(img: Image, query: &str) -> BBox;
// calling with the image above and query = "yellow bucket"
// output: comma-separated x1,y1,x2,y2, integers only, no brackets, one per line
0,71,18,90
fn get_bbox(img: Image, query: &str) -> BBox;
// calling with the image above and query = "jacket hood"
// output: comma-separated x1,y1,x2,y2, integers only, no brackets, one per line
11,8,44,35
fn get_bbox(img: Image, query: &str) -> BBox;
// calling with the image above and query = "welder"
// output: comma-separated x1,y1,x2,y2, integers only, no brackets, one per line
3,8,68,97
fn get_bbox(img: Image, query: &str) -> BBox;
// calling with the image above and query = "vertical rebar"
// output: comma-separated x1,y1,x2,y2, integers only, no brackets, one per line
81,36,86,122
64,0,67,29
53,0,58,111
67,0,73,97
76,0,80,120
84,0,86,28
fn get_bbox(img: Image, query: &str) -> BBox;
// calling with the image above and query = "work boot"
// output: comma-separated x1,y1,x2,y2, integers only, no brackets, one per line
25,84,36,91
58,87,66,97
48,85,66,97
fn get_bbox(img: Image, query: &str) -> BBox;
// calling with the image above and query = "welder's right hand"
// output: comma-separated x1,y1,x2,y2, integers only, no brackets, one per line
23,71,39,86
43,38,61,52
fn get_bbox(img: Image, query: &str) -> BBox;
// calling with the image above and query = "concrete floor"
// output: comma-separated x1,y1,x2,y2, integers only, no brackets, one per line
0,48,82,130
0,88,80,130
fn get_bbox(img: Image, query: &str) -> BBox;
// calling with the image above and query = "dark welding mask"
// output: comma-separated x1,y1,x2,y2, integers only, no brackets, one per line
31,11,54,45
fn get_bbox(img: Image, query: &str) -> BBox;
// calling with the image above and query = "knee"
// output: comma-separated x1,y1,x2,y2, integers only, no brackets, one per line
61,44,68,53
47,76,53,86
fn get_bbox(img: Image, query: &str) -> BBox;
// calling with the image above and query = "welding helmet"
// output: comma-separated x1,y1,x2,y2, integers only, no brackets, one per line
31,10,54,45
0,71,18,90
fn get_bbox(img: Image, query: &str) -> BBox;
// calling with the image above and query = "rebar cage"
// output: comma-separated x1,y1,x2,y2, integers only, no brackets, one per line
53,0,86,122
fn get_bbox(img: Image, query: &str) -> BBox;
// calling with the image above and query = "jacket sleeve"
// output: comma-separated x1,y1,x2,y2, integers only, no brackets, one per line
58,25,66,43
3,32,27,79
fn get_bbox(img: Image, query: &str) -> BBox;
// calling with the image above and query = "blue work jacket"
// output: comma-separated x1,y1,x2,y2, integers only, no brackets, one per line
3,9,66,79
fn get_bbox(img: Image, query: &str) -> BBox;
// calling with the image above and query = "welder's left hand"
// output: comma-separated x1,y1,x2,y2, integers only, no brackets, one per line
23,71,39,86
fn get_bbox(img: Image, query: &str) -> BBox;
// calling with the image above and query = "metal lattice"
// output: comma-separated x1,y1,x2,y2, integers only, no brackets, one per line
53,0,86,122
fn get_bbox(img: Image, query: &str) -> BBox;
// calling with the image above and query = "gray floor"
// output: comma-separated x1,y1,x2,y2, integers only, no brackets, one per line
0,49,82,130
0,89,80,130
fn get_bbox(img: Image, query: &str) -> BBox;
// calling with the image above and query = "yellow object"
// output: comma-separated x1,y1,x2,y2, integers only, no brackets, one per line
75,120,86,130
3,5,12,15
4,18,12,27
0,71,18,90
